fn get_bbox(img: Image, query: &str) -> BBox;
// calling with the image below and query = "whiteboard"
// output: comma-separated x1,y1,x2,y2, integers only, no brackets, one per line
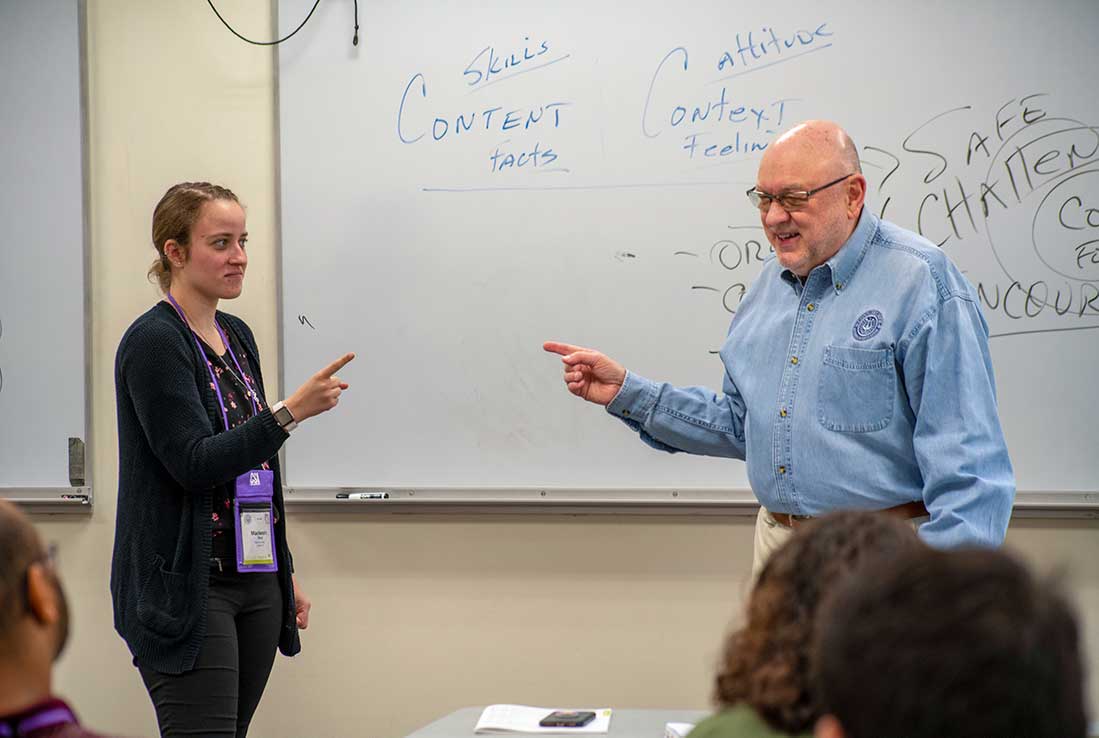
0,0,88,499
277,0,1099,500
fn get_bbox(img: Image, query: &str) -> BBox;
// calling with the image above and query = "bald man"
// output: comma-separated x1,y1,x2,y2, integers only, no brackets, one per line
546,120,1014,574
0,500,106,737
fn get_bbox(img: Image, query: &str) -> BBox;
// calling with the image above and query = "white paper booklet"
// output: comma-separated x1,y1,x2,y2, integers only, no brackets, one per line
474,705,613,734
664,722,695,738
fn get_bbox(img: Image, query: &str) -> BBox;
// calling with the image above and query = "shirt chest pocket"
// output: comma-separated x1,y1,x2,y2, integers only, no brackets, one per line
818,345,895,433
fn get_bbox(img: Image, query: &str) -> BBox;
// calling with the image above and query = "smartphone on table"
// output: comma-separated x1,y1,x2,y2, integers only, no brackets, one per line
539,710,597,728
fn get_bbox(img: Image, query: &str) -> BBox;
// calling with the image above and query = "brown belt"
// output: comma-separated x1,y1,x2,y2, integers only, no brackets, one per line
769,500,929,529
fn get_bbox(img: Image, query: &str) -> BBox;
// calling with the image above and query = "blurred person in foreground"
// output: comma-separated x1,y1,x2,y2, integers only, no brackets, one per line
813,546,1088,738
0,498,108,737
688,510,923,738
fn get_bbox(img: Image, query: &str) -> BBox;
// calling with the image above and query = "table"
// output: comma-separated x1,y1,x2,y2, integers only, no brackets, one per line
405,707,708,738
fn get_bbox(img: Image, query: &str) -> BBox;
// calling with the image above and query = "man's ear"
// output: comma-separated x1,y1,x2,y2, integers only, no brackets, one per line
846,174,868,218
25,562,60,626
814,714,847,738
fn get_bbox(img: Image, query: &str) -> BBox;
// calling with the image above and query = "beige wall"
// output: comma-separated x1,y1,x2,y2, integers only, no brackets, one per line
32,3,1098,736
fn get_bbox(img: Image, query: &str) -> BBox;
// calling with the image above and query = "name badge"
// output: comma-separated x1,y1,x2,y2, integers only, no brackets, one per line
234,469,278,573
240,507,274,565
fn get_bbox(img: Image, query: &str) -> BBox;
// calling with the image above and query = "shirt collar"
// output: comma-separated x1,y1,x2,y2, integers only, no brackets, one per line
827,207,878,293
779,208,879,294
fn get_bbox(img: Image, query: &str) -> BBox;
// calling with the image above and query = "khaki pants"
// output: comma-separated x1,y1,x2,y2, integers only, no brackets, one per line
752,506,924,581
752,507,795,580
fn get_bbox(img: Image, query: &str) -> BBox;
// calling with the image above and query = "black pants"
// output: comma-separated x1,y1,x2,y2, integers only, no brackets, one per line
138,569,282,737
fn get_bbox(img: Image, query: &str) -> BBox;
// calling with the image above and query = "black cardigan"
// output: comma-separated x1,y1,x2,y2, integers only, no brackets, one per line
110,301,300,674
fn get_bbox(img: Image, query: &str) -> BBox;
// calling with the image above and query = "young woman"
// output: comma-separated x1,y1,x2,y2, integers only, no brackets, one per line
111,182,353,737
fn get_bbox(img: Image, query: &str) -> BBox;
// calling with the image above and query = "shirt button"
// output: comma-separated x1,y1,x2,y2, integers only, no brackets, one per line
835,282,844,291
790,356,799,365
778,465,787,474
622,410,630,417
806,303,815,312
779,408,788,417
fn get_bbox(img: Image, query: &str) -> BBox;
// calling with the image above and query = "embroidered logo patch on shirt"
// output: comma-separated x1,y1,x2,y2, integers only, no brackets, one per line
852,309,883,341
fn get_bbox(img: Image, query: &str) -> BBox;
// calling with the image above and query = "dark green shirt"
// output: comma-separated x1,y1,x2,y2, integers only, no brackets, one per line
688,705,812,738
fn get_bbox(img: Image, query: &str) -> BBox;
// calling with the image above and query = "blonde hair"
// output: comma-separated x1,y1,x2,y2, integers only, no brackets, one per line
147,182,240,292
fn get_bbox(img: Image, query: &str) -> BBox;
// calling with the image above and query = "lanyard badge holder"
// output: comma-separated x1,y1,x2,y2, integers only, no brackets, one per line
234,469,278,571
166,294,279,574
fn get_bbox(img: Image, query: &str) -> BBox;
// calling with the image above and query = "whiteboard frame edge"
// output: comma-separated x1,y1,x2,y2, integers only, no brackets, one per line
78,0,93,510
282,488,1099,517
5,487,94,515
273,0,289,492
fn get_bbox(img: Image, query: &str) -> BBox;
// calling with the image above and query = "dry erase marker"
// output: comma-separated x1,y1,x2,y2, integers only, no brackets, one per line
336,492,389,500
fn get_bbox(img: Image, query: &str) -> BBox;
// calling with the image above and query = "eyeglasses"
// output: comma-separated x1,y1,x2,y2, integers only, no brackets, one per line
746,173,855,212
26,543,58,570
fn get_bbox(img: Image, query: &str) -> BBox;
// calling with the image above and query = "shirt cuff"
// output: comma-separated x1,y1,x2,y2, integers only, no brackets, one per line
606,370,660,421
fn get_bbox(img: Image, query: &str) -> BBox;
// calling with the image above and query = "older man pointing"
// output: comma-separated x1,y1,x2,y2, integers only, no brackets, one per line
545,120,1014,574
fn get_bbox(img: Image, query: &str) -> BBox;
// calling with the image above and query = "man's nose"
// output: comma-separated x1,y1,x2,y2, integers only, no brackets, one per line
764,200,790,225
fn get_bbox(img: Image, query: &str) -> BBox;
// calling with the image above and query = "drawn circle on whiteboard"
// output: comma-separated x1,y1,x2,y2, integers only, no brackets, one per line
715,240,743,270
1031,167,1099,282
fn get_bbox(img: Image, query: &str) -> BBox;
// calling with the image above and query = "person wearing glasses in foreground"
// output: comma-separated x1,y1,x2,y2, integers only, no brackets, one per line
0,499,108,737
545,120,1014,574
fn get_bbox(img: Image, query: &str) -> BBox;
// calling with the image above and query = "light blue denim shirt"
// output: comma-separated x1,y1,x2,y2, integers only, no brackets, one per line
608,210,1015,547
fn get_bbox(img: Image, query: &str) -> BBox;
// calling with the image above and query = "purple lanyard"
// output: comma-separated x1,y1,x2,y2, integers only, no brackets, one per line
165,294,260,429
0,704,77,736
